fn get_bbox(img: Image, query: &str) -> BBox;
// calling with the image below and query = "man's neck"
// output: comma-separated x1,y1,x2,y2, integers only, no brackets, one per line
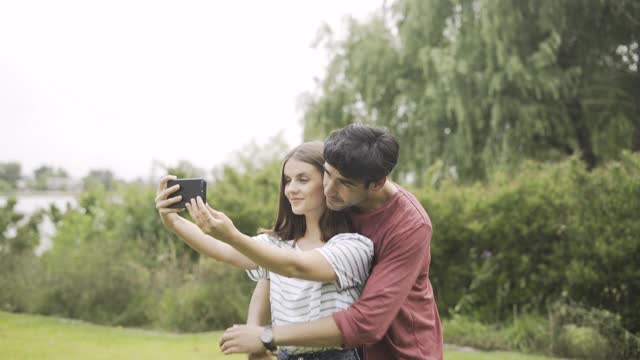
353,181,398,213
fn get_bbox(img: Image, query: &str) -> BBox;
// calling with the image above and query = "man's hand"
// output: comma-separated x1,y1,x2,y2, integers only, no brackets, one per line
185,196,238,243
220,324,265,355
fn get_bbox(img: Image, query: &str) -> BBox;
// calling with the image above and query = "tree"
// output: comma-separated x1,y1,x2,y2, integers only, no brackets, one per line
83,169,116,191
33,165,69,190
0,198,42,255
166,161,206,180
302,0,640,181
0,162,21,190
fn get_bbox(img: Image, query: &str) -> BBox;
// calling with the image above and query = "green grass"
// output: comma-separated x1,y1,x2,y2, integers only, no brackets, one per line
0,311,557,360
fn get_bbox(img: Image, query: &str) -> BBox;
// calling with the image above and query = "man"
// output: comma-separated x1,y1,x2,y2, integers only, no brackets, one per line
221,124,443,359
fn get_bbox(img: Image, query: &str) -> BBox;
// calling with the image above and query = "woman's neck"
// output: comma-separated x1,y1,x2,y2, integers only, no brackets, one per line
298,210,324,249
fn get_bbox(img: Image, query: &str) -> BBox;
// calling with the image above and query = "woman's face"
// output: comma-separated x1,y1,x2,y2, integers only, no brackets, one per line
283,159,326,217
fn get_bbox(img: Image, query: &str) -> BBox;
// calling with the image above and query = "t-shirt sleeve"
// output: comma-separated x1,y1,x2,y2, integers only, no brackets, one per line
333,224,432,347
245,234,276,281
316,233,374,290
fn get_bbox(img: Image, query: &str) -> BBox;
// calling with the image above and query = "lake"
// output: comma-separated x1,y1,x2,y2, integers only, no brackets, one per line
0,193,78,255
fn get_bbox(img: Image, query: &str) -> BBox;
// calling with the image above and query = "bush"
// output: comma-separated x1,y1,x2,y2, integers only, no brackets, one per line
555,324,608,360
503,314,551,354
549,302,640,360
416,153,640,333
0,253,42,313
444,315,551,355
35,240,152,327
443,316,509,351
154,260,254,332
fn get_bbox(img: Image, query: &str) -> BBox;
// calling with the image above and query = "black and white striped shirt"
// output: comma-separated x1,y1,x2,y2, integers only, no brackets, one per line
246,232,374,354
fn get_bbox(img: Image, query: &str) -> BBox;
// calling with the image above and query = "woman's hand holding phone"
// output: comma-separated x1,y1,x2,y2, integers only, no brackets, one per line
155,175,184,230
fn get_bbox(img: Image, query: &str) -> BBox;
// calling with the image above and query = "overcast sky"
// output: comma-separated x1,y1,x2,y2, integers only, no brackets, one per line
0,1,381,180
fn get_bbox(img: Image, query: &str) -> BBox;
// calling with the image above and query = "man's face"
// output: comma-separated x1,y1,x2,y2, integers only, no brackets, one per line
322,162,369,211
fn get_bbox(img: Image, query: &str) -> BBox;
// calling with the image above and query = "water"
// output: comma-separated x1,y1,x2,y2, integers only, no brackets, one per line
0,193,78,255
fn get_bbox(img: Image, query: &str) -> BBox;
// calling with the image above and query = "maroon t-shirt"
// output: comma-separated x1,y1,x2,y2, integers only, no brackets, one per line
333,185,443,360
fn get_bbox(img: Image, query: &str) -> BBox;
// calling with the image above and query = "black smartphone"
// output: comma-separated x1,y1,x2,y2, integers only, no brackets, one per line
166,178,207,209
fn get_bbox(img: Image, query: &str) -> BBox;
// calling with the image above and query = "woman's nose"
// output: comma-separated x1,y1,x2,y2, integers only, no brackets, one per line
287,181,299,195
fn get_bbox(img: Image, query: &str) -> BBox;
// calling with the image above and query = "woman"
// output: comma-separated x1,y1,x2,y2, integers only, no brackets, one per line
155,141,372,360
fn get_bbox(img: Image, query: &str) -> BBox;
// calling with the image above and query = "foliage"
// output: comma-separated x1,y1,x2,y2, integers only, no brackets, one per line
303,0,640,182
0,138,288,331
33,165,69,191
548,301,640,360
443,315,509,351
82,169,116,190
208,135,288,235
0,162,21,190
0,197,42,256
155,260,254,332
417,152,640,335
35,239,152,327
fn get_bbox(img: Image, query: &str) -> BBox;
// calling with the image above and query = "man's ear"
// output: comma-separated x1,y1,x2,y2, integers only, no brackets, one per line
368,177,386,192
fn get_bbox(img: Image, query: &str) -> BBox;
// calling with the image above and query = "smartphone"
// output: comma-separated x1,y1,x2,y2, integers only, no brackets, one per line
166,178,207,209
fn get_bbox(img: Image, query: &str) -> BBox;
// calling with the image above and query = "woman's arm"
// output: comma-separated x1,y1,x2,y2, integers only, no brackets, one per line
245,280,273,360
187,197,337,282
246,279,271,326
156,175,257,270
166,215,258,270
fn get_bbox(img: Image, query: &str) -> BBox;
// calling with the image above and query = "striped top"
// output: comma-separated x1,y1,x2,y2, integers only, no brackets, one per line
246,232,374,355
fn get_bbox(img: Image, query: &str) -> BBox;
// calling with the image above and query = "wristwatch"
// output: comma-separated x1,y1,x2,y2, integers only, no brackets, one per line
260,326,277,352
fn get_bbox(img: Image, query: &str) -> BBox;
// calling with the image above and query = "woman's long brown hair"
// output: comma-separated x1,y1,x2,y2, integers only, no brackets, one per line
261,141,352,242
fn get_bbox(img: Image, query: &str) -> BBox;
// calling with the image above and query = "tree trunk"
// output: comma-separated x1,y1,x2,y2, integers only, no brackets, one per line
567,98,597,169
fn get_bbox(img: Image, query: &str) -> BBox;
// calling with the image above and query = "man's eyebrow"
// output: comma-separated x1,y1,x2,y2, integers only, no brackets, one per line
340,178,356,186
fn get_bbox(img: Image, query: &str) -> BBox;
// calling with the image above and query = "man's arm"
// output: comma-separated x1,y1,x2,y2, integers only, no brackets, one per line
220,317,344,354
221,226,430,352
333,224,431,345
273,316,343,347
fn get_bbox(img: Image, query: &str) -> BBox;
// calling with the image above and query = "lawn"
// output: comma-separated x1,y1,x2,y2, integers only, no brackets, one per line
0,311,556,360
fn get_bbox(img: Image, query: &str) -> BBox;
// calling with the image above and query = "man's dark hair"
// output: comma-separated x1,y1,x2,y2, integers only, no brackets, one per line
323,123,399,185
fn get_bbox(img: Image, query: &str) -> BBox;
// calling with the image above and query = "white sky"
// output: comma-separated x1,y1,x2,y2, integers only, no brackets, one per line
0,0,381,180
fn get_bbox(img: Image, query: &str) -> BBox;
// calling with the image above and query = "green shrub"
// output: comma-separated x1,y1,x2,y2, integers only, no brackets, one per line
555,324,608,360
35,240,152,327
503,315,551,354
549,302,640,360
418,153,640,333
443,316,509,351
0,253,42,313
154,260,253,332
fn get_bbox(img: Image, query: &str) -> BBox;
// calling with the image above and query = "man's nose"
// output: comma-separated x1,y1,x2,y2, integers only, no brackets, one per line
324,178,336,195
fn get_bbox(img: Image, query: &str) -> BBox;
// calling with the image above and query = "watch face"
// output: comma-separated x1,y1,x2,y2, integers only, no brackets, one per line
260,327,272,343
260,327,276,351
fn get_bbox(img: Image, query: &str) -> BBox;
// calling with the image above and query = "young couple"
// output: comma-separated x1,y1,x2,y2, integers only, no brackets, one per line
155,124,443,360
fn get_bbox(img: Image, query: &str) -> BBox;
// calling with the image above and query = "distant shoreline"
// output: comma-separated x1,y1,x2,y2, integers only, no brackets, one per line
0,191,80,198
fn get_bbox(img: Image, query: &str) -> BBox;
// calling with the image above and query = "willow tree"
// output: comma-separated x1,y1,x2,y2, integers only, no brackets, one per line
303,0,639,182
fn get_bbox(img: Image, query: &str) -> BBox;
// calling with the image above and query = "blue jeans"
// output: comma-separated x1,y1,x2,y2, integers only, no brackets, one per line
277,348,359,360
